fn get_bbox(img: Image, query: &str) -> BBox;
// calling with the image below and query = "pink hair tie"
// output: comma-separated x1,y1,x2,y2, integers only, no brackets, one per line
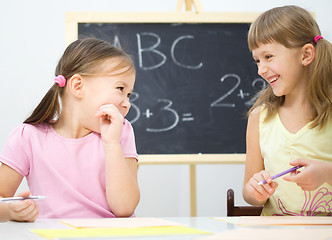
54,75,66,87
314,35,323,44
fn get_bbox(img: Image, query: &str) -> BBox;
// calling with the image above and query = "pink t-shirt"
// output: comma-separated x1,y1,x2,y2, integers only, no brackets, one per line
0,119,138,218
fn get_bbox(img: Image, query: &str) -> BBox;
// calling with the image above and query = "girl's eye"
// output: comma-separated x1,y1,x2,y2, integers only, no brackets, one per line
253,59,260,65
117,87,124,91
265,54,273,60
127,93,132,98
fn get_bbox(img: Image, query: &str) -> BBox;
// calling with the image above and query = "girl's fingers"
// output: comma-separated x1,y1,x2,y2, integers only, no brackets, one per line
9,200,32,212
290,158,309,167
96,105,123,122
9,200,37,220
270,181,278,189
22,201,37,215
261,171,272,184
283,170,303,183
26,204,39,222
290,170,300,176
249,176,268,196
98,104,119,115
251,171,276,197
253,171,272,185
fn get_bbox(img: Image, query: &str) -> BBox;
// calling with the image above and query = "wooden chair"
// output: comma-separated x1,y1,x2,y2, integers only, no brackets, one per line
227,188,263,216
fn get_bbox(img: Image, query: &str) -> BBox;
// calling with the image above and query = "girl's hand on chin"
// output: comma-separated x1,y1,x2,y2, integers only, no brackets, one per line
96,104,124,144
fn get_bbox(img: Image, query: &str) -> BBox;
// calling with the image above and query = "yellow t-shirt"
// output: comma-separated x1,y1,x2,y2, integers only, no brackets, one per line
259,107,332,216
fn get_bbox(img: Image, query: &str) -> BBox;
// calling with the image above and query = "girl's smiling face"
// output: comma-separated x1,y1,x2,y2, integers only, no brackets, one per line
252,42,305,98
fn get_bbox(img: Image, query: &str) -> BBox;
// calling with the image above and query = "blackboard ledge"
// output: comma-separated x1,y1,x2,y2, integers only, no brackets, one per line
138,154,245,165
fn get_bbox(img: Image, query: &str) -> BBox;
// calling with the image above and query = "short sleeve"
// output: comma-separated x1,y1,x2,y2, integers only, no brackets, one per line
120,119,139,161
0,124,31,176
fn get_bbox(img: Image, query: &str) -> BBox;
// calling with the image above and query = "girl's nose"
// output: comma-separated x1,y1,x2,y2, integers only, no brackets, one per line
122,98,131,109
257,63,267,77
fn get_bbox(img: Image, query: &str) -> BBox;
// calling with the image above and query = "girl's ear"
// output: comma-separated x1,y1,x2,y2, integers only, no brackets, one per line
301,43,315,67
68,74,85,99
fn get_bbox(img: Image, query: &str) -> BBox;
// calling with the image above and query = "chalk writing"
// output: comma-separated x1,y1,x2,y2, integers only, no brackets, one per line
128,74,264,132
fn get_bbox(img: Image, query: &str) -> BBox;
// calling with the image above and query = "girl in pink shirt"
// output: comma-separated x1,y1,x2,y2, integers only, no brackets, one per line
0,38,140,222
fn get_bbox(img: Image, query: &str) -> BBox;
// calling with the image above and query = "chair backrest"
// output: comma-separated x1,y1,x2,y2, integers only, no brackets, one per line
227,188,263,216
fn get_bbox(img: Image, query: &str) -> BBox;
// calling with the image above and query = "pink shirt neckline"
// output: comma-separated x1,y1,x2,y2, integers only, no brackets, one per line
47,124,99,144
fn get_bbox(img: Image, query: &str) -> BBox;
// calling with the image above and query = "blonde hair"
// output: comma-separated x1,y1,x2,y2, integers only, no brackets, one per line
248,5,332,128
24,38,135,125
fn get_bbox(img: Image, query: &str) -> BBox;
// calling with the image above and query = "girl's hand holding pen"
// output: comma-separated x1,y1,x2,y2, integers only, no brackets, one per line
7,191,39,222
247,170,278,205
283,159,332,191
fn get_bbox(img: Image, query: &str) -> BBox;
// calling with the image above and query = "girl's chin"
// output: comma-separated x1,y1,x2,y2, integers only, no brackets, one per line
272,88,284,97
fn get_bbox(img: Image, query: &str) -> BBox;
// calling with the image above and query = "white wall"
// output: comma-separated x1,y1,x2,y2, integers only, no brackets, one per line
0,0,331,217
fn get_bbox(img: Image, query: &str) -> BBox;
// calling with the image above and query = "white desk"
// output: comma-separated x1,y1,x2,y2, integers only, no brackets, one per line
0,217,330,240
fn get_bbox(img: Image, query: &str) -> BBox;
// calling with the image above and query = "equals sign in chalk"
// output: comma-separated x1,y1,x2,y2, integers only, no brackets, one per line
182,113,194,121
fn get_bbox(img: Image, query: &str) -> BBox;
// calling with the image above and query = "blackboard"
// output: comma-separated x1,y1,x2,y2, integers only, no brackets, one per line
72,14,264,155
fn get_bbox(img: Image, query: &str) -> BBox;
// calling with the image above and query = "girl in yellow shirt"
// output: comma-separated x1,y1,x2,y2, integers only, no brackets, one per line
243,5,332,216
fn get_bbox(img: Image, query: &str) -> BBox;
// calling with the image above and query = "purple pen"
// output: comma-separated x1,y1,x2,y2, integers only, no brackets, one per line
258,165,303,185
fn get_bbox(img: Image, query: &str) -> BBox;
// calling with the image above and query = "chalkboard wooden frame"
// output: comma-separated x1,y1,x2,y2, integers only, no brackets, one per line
66,12,262,166
66,12,261,164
